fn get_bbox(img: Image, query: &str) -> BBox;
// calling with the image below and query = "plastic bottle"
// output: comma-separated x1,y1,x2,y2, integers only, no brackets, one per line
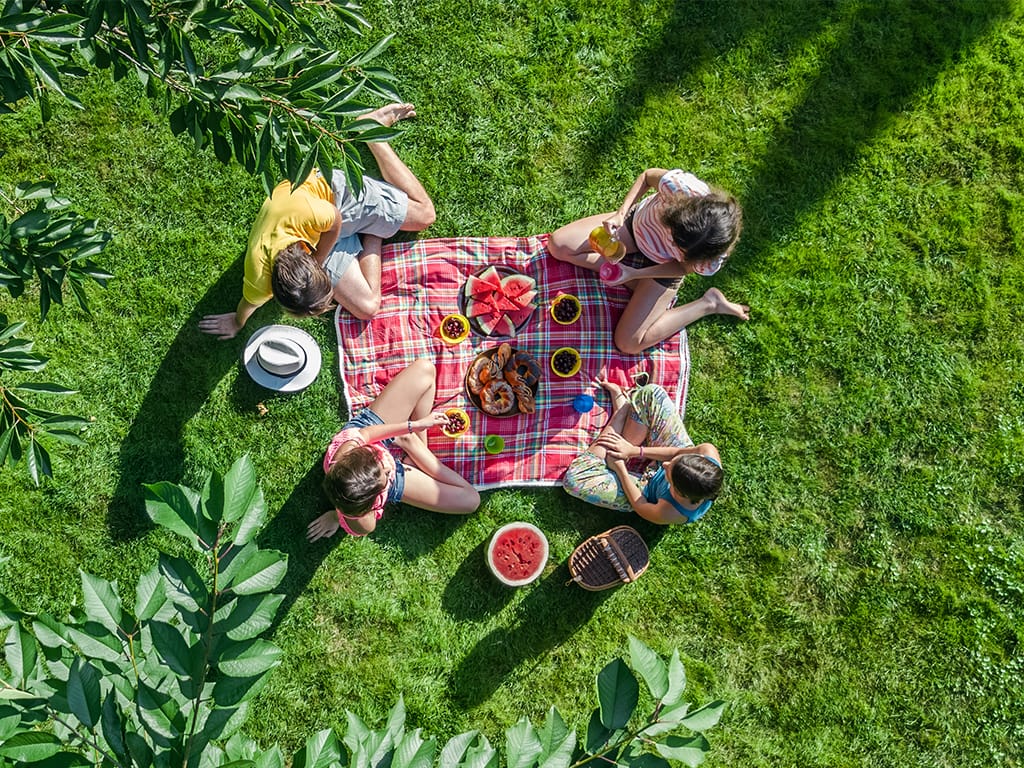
588,226,626,263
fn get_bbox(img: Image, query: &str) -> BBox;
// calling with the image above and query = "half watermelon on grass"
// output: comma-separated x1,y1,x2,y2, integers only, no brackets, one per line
487,522,549,586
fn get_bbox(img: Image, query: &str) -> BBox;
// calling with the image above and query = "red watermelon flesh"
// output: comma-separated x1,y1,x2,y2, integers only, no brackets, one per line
466,298,494,319
490,527,545,581
476,312,503,336
501,273,537,298
505,305,534,328
491,315,516,337
466,274,496,299
477,265,503,290
511,289,537,309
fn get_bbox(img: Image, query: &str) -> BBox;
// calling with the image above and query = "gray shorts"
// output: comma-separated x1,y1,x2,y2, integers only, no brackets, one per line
330,170,409,239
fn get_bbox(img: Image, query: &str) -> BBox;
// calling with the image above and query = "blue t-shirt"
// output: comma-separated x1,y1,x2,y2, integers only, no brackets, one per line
641,455,721,523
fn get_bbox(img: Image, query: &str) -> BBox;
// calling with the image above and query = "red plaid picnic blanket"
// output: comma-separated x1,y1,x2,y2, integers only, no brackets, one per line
334,235,689,489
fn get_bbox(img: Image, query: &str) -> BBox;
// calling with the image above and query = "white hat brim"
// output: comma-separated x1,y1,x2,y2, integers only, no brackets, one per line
241,324,322,393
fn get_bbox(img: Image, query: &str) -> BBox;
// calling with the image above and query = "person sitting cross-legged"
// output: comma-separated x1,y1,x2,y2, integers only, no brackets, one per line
563,378,722,524
200,102,436,340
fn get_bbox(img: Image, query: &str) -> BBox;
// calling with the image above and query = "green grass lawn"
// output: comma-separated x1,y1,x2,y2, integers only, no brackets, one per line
2,0,1023,766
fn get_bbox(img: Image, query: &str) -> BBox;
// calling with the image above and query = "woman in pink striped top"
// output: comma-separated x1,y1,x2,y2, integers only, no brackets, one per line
549,168,750,353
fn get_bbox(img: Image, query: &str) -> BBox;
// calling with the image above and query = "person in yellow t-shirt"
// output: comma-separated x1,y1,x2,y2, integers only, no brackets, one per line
200,103,436,340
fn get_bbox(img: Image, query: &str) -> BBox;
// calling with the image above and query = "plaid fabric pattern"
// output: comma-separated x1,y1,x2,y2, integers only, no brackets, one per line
334,235,689,489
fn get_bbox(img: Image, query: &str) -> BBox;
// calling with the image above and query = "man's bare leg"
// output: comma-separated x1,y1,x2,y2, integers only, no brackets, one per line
362,103,436,231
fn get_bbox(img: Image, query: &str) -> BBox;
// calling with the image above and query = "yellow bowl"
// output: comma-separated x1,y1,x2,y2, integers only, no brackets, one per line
440,313,470,344
441,407,471,438
550,347,582,378
549,294,582,325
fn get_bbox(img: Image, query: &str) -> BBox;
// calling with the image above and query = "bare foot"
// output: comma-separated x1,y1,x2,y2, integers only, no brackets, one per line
703,287,750,320
363,102,416,127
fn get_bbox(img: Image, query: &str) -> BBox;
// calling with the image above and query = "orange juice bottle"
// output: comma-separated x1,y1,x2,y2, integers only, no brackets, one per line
588,225,626,263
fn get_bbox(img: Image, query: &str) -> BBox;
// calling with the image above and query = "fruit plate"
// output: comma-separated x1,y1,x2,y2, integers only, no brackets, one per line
459,265,538,339
464,345,541,418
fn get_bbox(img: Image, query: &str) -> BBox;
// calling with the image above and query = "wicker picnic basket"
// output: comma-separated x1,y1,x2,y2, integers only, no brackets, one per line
567,526,650,591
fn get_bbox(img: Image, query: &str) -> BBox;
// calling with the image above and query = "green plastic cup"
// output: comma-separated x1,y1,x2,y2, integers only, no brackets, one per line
484,435,505,454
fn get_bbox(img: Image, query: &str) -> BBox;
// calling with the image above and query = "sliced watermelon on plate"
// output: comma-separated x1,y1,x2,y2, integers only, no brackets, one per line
501,273,536,298
477,265,504,291
510,289,537,309
466,274,496,299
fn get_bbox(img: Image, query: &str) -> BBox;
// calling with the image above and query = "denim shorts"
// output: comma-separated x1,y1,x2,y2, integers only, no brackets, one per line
342,408,406,504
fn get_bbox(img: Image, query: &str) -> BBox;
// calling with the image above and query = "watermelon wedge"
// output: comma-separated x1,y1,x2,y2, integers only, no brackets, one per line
463,267,538,337
501,273,537,298
477,265,503,290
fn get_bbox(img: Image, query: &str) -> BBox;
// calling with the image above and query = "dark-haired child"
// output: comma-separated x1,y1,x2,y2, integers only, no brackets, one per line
548,168,749,354
307,359,479,540
563,378,722,525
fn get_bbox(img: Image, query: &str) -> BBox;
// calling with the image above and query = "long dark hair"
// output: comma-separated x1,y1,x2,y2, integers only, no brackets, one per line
661,194,742,263
323,446,387,516
669,453,723,502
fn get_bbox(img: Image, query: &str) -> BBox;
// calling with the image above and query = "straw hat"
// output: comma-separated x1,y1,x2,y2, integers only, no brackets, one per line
241,325,322,392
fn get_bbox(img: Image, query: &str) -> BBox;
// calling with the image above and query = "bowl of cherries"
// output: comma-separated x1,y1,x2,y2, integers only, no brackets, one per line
440,314,470,345
550,347,582,378
549,294,582,326
441,407,471,438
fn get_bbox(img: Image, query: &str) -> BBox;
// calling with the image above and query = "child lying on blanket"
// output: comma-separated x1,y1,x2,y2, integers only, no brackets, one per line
548,167,749,354
562,378,722,525
307,358,480,540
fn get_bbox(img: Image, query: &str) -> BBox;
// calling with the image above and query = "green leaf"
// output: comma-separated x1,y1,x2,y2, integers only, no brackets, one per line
159,554,209,615
628,636,668,700
505,718,542,768
597,658,639,730
219,455,259,522
79,570,124,637
228,548,286,595
439,731,478,768
65,625,122,662
134,565,168,621
144,481,201,542
216,638,282,677
664,649,686,705
13,181,57,200
101,693,128,761
66,657,101,728
149,621,194,676
136,682,182,740
0,731,62,761
653,735,709,768
211,673,269,708
394,729,435,768
213,592,283,641
628,755,670,768
584,709,611,753
232,482,267,546
385,692,406,744
460,736,497,768
255,745,284,768
641,700,689,737
346,33,394,66
293,728,340,768
536,708,575,768
677,701,726,733
4,623,37,686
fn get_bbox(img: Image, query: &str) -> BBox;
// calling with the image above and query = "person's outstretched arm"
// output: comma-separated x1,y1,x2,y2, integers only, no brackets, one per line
609,459,684,525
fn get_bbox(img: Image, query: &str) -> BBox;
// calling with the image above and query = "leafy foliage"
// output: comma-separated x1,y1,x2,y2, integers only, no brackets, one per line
0,0,404,189
0,455,725,766
0,314,89,485
1,180,113,321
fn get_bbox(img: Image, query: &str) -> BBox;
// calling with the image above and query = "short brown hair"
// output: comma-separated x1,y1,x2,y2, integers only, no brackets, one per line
669,453,723,502
271,243,334,316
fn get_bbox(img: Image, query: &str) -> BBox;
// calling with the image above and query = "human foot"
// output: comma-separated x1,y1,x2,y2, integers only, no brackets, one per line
363,102,416,127
703,287,750,320
597,376,628,405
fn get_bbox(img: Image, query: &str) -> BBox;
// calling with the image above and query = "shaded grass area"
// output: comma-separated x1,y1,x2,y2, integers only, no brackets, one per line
2,1,1023,766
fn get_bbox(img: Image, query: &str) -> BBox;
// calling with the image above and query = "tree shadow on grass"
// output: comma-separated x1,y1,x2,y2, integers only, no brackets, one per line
574,0,1008,282
106,259,251,539
448,515,668,708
